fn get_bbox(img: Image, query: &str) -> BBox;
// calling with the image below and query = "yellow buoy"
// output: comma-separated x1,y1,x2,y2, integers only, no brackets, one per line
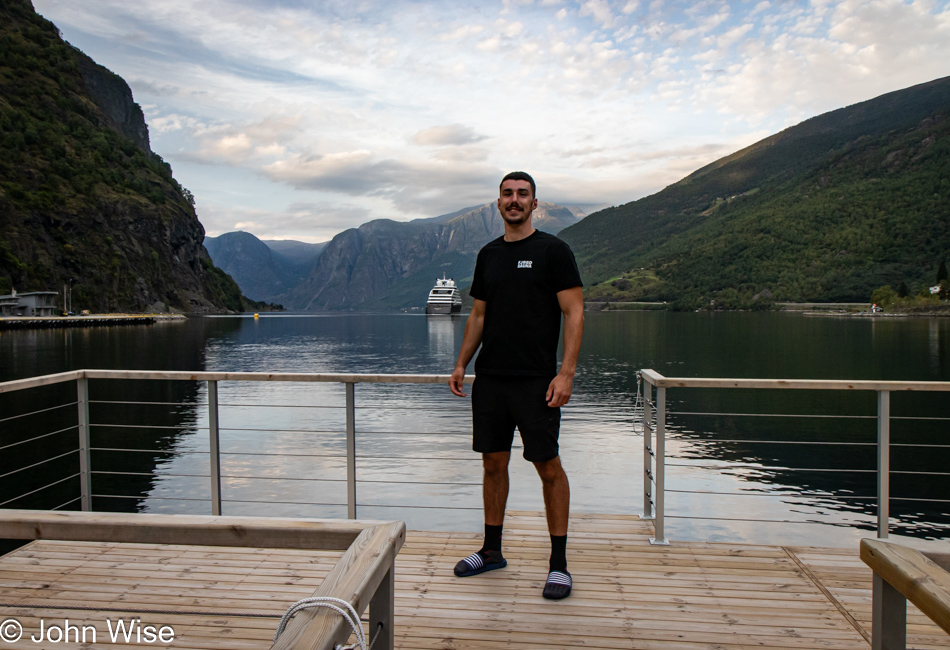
254,313,260,319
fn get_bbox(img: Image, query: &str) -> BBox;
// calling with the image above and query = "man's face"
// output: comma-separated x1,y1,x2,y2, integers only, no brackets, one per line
497,179,537,226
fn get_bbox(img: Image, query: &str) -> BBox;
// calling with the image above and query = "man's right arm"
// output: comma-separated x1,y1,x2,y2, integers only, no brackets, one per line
449,298,486,397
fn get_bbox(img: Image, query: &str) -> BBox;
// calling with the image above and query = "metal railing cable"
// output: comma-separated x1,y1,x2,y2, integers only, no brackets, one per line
892,496,950,503
51,496,81,510
671,410,878,419
0,401,77,424
90,400,207,407
93,494,208,502
0,425,78,451
90,423,202,431
0,449,79,480
0,473,80,507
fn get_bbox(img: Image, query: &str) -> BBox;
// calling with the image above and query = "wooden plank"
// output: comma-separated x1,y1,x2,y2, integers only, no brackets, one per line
861,538,950,635
0,510,384,550
82,369,474,385
3,511,944,650
0,370,82,394
639,368,950,392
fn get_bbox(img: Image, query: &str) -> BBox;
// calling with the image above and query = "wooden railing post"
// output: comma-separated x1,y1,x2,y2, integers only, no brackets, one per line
369,566,394,650
872,572,906,649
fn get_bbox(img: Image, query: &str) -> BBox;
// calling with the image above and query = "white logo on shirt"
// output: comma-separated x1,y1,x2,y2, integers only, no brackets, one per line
517,260,533,269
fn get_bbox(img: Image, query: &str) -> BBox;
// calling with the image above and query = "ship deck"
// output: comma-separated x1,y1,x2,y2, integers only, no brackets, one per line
0,511,947,649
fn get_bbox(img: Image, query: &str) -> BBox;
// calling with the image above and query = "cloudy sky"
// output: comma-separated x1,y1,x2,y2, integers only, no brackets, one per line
33,0,950,243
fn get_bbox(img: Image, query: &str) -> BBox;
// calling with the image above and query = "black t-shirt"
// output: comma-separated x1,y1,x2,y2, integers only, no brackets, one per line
469,230,582,377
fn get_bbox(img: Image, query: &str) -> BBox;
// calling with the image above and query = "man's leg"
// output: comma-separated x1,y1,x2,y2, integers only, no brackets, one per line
534,455,569,536
534,456,572,599
454,451,511,577
483,451,511,526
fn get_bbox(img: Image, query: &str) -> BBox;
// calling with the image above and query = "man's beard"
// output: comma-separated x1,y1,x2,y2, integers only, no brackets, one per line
502,205,531,224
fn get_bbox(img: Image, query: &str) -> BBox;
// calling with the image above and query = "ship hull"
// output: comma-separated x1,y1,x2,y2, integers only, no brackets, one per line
426,303,457,315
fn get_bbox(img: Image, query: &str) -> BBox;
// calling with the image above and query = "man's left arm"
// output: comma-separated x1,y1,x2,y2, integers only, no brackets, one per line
546,286,584,407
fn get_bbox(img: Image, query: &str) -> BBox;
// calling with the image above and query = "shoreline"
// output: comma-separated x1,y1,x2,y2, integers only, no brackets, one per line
801,309,950,318
0,313,186,330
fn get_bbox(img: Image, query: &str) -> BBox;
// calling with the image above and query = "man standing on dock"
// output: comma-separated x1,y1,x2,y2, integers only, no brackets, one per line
449,171,584,600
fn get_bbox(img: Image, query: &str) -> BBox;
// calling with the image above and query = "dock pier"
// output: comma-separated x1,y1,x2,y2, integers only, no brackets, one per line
0,510,947,649
1,369,947,648
0,314,184,330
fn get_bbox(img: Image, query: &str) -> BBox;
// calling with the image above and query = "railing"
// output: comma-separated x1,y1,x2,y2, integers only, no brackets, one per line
0,370,474,518
639,369,950,545
3,369,949,546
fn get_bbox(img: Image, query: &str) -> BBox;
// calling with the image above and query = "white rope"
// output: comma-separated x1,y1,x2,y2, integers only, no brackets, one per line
273,597,366,650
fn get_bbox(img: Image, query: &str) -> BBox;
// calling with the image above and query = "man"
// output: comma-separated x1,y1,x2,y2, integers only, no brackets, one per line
449,171,584,600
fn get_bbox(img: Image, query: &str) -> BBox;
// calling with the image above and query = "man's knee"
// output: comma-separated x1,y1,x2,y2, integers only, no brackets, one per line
483,452,510,479
534,456,566,484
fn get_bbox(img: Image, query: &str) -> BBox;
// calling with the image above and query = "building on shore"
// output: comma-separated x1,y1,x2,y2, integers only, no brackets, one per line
0,289,59,317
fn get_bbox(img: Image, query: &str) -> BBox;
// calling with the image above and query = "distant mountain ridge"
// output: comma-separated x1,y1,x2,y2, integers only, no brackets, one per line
262,239,326,266
559,75,950,307
204,233,325,303
288,201,580,311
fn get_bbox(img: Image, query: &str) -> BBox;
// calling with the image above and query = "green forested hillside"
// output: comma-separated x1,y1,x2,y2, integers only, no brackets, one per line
0,0,244,312
559,77,950,308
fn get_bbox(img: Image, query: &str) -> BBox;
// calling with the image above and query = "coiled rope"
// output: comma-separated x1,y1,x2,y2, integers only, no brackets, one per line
273,596,379,650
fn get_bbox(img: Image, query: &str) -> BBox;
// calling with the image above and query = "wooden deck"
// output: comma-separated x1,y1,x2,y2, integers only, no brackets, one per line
0,511,947,649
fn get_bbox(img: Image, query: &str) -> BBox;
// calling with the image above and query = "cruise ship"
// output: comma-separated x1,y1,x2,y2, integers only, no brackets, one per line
425,275,462,314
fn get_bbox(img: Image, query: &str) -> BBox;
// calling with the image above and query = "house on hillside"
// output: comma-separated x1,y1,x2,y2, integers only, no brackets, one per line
0,289,59,316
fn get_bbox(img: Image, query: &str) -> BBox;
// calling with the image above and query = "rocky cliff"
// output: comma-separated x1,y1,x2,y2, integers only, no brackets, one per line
289,201,580,311
0,0,243,313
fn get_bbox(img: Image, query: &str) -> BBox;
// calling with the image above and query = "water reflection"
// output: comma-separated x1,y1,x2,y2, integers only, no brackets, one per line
426,315,458,361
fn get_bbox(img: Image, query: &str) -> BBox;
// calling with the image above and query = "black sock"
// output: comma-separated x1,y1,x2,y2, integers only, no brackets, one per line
481,524,503,554
549,534,567,572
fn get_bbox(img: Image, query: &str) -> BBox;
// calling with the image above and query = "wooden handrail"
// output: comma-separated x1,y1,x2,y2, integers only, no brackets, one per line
0,369,476,389
861,538,950,636
0,370,83,394
640,370,950,392
0,510,407,650
0,509,387,549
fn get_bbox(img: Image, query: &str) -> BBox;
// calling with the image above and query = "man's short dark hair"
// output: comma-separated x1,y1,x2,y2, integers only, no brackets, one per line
500,171,536,198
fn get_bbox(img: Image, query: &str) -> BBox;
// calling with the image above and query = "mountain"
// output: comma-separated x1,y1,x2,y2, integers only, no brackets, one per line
289,201,580,311
204,232,324,303
261,239,326,266
0,0,244,313
558,76,950,308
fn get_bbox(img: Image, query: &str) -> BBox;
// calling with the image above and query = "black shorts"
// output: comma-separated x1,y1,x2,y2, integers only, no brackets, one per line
471,375,560,463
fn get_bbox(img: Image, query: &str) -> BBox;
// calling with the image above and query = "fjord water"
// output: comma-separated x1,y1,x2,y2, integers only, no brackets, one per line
1,311,947,547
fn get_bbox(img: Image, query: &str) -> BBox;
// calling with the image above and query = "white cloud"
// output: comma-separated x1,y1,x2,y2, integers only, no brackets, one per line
412,125,487,147
579,0,616,28
32,0,950,242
